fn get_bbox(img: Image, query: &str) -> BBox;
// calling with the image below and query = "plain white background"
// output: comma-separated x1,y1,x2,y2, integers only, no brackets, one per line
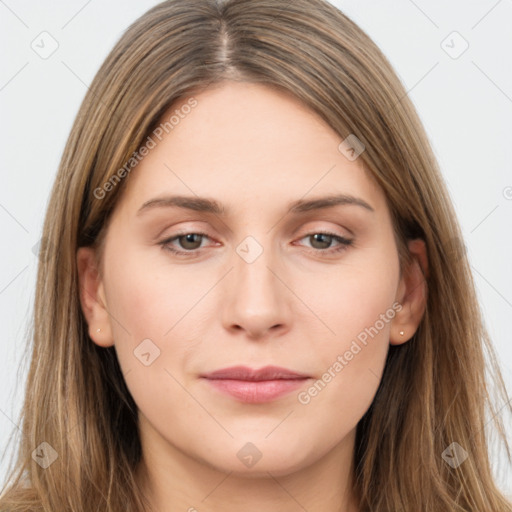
0,0,511,498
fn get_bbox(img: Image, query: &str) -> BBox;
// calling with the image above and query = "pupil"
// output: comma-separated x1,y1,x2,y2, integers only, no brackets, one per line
182,234,201,249
312,233,331,249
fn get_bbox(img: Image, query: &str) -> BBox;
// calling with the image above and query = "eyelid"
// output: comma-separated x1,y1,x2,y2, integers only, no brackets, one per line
159,222,351,245
293,219,355,238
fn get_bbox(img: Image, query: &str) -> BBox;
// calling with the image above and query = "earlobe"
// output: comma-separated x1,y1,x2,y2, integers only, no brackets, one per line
390,238,428,345
76,247,114,347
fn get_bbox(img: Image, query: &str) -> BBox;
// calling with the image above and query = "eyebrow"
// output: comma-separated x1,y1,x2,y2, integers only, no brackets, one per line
136,193,375,217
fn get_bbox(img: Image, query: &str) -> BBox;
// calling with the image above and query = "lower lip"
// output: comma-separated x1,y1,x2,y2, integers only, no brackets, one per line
203,378,309,403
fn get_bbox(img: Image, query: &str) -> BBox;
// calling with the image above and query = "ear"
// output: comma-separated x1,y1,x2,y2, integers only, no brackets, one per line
390,238,428,345
76,247,114,347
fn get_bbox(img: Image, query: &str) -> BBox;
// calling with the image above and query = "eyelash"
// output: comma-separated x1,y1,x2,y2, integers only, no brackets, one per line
158,230,353,258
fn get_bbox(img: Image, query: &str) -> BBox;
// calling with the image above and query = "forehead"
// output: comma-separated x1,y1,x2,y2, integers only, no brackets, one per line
116,80,386,217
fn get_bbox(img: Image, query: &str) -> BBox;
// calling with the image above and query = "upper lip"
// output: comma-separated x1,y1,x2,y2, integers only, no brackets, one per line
200,365,310,381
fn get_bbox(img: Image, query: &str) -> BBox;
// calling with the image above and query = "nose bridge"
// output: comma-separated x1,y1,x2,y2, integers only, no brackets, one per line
221,233,291,337
234,233,282,307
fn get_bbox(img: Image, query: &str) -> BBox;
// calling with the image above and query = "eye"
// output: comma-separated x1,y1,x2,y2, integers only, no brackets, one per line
295,231,353,256
159,231,212,257
159,230,353,259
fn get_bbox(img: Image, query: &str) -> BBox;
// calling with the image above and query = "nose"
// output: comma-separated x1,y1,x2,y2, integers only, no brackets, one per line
221,240,293,340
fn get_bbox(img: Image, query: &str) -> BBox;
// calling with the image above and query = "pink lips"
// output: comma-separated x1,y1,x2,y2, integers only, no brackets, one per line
200,365,310,403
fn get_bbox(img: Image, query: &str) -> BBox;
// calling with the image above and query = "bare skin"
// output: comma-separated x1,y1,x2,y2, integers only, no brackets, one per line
77,80,428,512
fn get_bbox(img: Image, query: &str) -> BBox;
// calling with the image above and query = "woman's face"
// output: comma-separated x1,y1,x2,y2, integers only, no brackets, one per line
78,80,420,478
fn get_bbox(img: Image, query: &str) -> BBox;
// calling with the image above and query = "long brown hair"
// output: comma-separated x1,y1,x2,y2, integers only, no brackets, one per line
1,0,510,510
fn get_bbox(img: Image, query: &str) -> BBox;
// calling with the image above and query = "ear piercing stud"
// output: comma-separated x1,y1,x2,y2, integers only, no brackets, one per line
399,330,404,336
97,328,101,333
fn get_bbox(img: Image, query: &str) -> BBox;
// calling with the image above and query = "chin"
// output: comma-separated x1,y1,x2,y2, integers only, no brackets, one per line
194,437,316,477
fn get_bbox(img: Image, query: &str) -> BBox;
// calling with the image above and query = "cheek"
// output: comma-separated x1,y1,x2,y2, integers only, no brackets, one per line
296,248,399,348
103,255,204,431
294,247,399,410
102,247,208,385
293,300,393,447
105,245,209,337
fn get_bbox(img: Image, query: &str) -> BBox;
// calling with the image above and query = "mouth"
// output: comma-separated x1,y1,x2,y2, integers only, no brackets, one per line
199,365,311,403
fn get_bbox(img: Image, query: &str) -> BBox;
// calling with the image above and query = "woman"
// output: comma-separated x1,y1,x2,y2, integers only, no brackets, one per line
0,0,510,510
